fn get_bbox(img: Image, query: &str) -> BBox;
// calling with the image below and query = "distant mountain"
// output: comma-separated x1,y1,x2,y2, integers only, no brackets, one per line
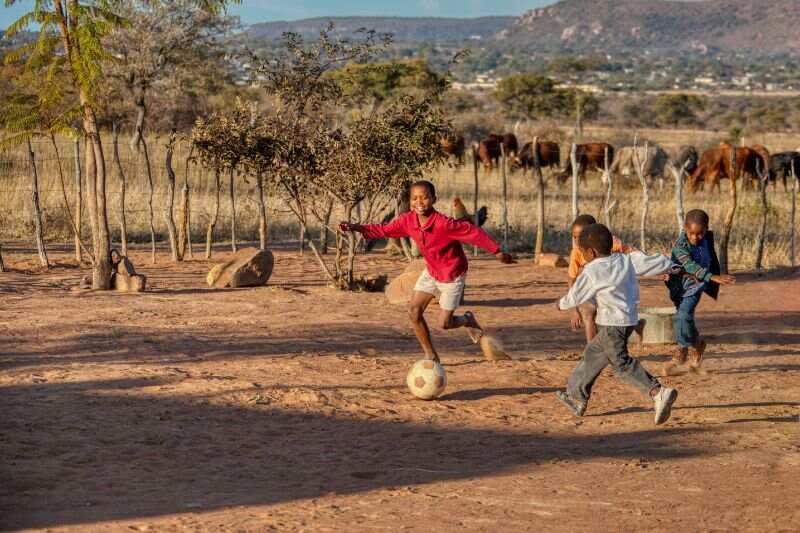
246,16,515,43
503,0,800,56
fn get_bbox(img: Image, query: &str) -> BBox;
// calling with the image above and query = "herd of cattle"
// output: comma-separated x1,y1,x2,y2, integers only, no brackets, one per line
440,132,800,194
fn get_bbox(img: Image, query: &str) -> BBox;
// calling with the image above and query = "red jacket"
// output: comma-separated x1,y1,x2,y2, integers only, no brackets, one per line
359,210,500,282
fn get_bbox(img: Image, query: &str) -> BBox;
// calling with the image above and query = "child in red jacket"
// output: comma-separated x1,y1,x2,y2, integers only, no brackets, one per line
341,180,513,362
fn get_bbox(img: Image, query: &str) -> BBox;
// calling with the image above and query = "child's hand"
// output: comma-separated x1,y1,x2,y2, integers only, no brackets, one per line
570,309,583,330
496,252,515,264
711,274,736,285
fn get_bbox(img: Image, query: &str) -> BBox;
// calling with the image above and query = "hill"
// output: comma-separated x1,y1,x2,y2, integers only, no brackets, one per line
246,16,515,43
504,0,800,56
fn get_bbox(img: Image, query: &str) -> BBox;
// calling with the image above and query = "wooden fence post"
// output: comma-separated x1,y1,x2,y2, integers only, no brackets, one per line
500,142,509,252
569,143,579,220
719,145,738,274
26,138,49,267
532,137,546,257
472,145,480,257
73,138,82,263
602,146,615,229
633,136,650,251
790,161,797,267
754,159,769,272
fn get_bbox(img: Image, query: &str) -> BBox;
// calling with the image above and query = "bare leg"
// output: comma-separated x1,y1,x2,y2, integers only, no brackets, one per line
409,291,438,361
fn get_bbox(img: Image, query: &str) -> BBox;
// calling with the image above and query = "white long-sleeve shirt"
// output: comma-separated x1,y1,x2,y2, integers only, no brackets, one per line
558,251,673,327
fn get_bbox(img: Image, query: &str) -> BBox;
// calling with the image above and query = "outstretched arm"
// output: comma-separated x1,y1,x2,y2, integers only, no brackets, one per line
340,216,409,240
672,241,712,282
444,219,501,254
630,251,674,277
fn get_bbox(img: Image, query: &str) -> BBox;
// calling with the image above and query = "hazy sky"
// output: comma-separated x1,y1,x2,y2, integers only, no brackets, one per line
0,1,556,28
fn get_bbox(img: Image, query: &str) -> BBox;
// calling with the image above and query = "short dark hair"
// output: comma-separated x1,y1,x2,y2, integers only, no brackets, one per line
685,209,709,228
410,180,436,198
579,223,613,255
571,214,597,230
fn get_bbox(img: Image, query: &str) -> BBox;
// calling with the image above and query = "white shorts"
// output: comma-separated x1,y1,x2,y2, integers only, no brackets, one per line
413,268,465,311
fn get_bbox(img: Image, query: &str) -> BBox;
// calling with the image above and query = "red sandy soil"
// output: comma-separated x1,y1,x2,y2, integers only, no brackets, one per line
1,243,798,532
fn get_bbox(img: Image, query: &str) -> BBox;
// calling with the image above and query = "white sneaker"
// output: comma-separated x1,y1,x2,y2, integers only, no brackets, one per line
653,387,678,425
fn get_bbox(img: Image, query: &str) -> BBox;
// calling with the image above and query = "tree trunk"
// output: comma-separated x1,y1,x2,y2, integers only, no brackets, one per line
754,160,768,272
345,204,357,288
141,135,156,264
112,123,128,256
574,97,583,142
129,83,146,152
719,145,738,274
532,137,546,257
256,172,267,251
320,196,334,254
602,146,615,229
164,138,179,262
0,244,5,272
178,147,193,260
570,143,579,220
73,138,82,263
206,168,221,259
229,168,237,253
26,138,49,268
500,143,509,252
472,147,480,256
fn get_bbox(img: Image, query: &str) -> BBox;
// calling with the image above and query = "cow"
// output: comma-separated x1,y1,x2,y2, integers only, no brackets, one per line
475,134,502,170
557,143,615,183
610,144,669,185
440,134,466,166
511,141,561,174
672,145,699,176
768,151,800,191
500,133,519,158
686,143,770,193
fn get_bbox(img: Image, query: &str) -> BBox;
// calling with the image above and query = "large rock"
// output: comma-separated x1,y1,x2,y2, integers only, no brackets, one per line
113,273,146,292
536,253,568,268
403,259,428,275
385,271,421,306
207,248,274,288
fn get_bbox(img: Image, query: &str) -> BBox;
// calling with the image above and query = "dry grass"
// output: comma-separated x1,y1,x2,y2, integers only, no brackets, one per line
1,129,798,271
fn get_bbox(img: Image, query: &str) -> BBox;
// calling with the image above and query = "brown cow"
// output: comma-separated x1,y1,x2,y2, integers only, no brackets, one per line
687,143,770,193
557,143,615,183
511,141,560,173
500,133,519,158
475,134,501,170
440,134,466,166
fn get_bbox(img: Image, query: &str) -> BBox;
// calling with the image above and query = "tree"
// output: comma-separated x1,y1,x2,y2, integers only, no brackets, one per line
654,94,705,128
4,0,238,288
493,73,598,123
103,0,239,151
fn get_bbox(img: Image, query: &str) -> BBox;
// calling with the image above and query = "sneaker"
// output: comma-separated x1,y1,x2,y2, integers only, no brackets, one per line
463,311,484,344
688,339,707,368
653,387,678,425
555,390,586,417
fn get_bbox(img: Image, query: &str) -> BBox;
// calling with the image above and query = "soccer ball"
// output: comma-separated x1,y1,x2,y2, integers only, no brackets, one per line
406,359,447,400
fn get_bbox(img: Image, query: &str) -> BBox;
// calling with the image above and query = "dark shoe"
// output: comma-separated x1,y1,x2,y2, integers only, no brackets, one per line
556,390,586,417
653,387,678,425
688,339,707,368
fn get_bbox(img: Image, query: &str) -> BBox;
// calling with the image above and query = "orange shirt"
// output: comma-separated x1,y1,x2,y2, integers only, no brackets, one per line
568,236,630,279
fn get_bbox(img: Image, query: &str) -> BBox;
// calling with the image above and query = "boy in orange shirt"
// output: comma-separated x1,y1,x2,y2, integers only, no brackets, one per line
567,214,633,342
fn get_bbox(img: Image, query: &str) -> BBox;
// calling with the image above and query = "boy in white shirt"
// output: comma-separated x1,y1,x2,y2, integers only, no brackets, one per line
555,223,679,425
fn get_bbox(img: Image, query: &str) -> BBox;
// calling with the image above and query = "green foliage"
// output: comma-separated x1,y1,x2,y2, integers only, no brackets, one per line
653,94,705,127
327,59,447,107
493,73,598,121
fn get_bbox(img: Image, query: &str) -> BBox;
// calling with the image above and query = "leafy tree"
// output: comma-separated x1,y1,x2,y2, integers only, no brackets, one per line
493,73,597,122
4,0,238,288
654,94,705,127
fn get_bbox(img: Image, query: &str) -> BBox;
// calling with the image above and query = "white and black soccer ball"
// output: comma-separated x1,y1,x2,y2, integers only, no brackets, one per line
406,359,447,400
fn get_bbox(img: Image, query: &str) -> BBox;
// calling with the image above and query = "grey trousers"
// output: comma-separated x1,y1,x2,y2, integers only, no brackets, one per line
567,325,659,404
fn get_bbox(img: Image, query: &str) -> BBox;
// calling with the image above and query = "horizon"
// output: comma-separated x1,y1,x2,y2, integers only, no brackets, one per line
0,1,553,29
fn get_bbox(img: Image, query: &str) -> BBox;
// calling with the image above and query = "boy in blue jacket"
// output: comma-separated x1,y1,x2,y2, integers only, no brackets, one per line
665,209,736,374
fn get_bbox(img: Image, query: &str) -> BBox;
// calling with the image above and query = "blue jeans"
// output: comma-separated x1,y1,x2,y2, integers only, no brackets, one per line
671,290,703,348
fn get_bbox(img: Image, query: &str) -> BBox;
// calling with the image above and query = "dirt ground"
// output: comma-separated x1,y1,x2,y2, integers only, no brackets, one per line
1,243,799,532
